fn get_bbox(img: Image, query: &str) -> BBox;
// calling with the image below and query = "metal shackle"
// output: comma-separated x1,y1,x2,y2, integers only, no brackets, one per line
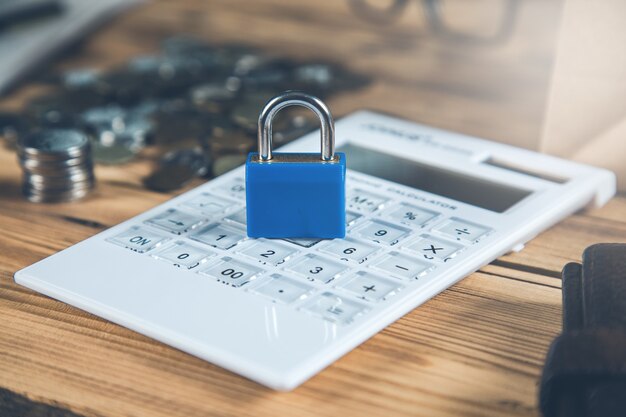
257,91,335,161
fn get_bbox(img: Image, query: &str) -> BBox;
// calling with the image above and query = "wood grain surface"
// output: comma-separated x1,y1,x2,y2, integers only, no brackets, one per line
1,1,624,416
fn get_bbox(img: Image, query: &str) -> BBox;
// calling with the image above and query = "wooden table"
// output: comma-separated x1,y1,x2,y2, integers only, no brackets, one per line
1,1,624,416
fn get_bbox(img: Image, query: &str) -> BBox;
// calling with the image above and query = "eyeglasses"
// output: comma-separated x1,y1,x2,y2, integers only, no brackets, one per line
348,0,520,45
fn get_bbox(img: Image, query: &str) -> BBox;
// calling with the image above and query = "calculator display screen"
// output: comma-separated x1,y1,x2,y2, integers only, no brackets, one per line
338,143,531,213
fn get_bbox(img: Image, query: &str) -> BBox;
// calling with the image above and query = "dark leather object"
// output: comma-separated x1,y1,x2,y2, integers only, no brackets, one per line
540,243,626,417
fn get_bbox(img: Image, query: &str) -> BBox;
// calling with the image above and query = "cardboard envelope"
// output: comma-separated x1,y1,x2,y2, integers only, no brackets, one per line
541,0,626,191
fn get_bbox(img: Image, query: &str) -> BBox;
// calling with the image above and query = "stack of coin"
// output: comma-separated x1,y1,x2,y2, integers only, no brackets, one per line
18,129,95,203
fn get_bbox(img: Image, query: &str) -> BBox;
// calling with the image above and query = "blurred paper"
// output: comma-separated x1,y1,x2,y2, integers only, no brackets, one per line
541,0,626,190
0,0,140,94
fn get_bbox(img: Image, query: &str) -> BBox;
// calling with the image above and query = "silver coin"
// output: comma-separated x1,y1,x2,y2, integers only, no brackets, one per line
62,68,102,90
294,64,333,87
23,177,94,192
25,178,94,191
231,95,270,132
212,154,247,177
144,148,210,192
91,139,136,165
23,161,93,178
190,82,238,106
25,174,94,189
23,185,93,203
81,105,127,132
19,129,90,160
19,153,91,171
209,128,254,156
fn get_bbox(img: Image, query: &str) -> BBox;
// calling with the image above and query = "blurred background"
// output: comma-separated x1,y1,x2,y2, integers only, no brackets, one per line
0,0,623,202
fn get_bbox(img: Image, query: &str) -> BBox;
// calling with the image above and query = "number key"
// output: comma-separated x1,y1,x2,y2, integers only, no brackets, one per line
153,241,214,269
199,257,262,287
319,238,379,263
190,224,245,250
286,254,348,283
356,220,410,245
239,240,298,266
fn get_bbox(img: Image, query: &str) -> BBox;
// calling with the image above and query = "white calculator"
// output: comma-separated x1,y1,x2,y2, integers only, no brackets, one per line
15,111,615,390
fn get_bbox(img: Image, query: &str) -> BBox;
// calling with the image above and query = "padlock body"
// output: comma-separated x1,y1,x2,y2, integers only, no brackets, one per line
245,152,346,239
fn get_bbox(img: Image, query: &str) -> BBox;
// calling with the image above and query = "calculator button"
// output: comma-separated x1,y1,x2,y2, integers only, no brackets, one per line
319,238,379,264
145,209,204,235
355,220,410,246
183,193,237,215
385,203,439,227
282,237,322,248
224,208,246,227
346,211,361,227
190,224,245,250
286,254,348,284
371,251,433,280
109,226,167,253
199,257,262,287
252,274,314,304
433,218,492,243
239,240,298,266
338,271,403,302
346,189,388,213
302,292,369,325
215,177,246,199
405,235,464,262
153,242,214,269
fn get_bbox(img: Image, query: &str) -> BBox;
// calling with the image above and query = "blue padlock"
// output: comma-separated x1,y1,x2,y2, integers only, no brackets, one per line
246,92,346,239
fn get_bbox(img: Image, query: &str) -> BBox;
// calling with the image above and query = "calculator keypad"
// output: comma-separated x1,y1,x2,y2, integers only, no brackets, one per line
286,254,348,283
110,226,168,253
303,292,369,325
347,189,388,213
338,271,403,302
239,240,297,266
183,193,237,215
190,224,245,250
216,178,246,199
405,235,464,262
200,257,261,287
153,241,214,269
433,218,491,243
106,174,488,326
385,203,439,227
319,238,379,264
355,220,410,246
252,274,314,304
224,208,246,227
145,209,204,235
371,251,433,280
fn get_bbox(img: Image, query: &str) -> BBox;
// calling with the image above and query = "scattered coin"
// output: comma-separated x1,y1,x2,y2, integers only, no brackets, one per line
11,36,372,200
143,147,211,192
212,154,248,177
209,126,255,156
